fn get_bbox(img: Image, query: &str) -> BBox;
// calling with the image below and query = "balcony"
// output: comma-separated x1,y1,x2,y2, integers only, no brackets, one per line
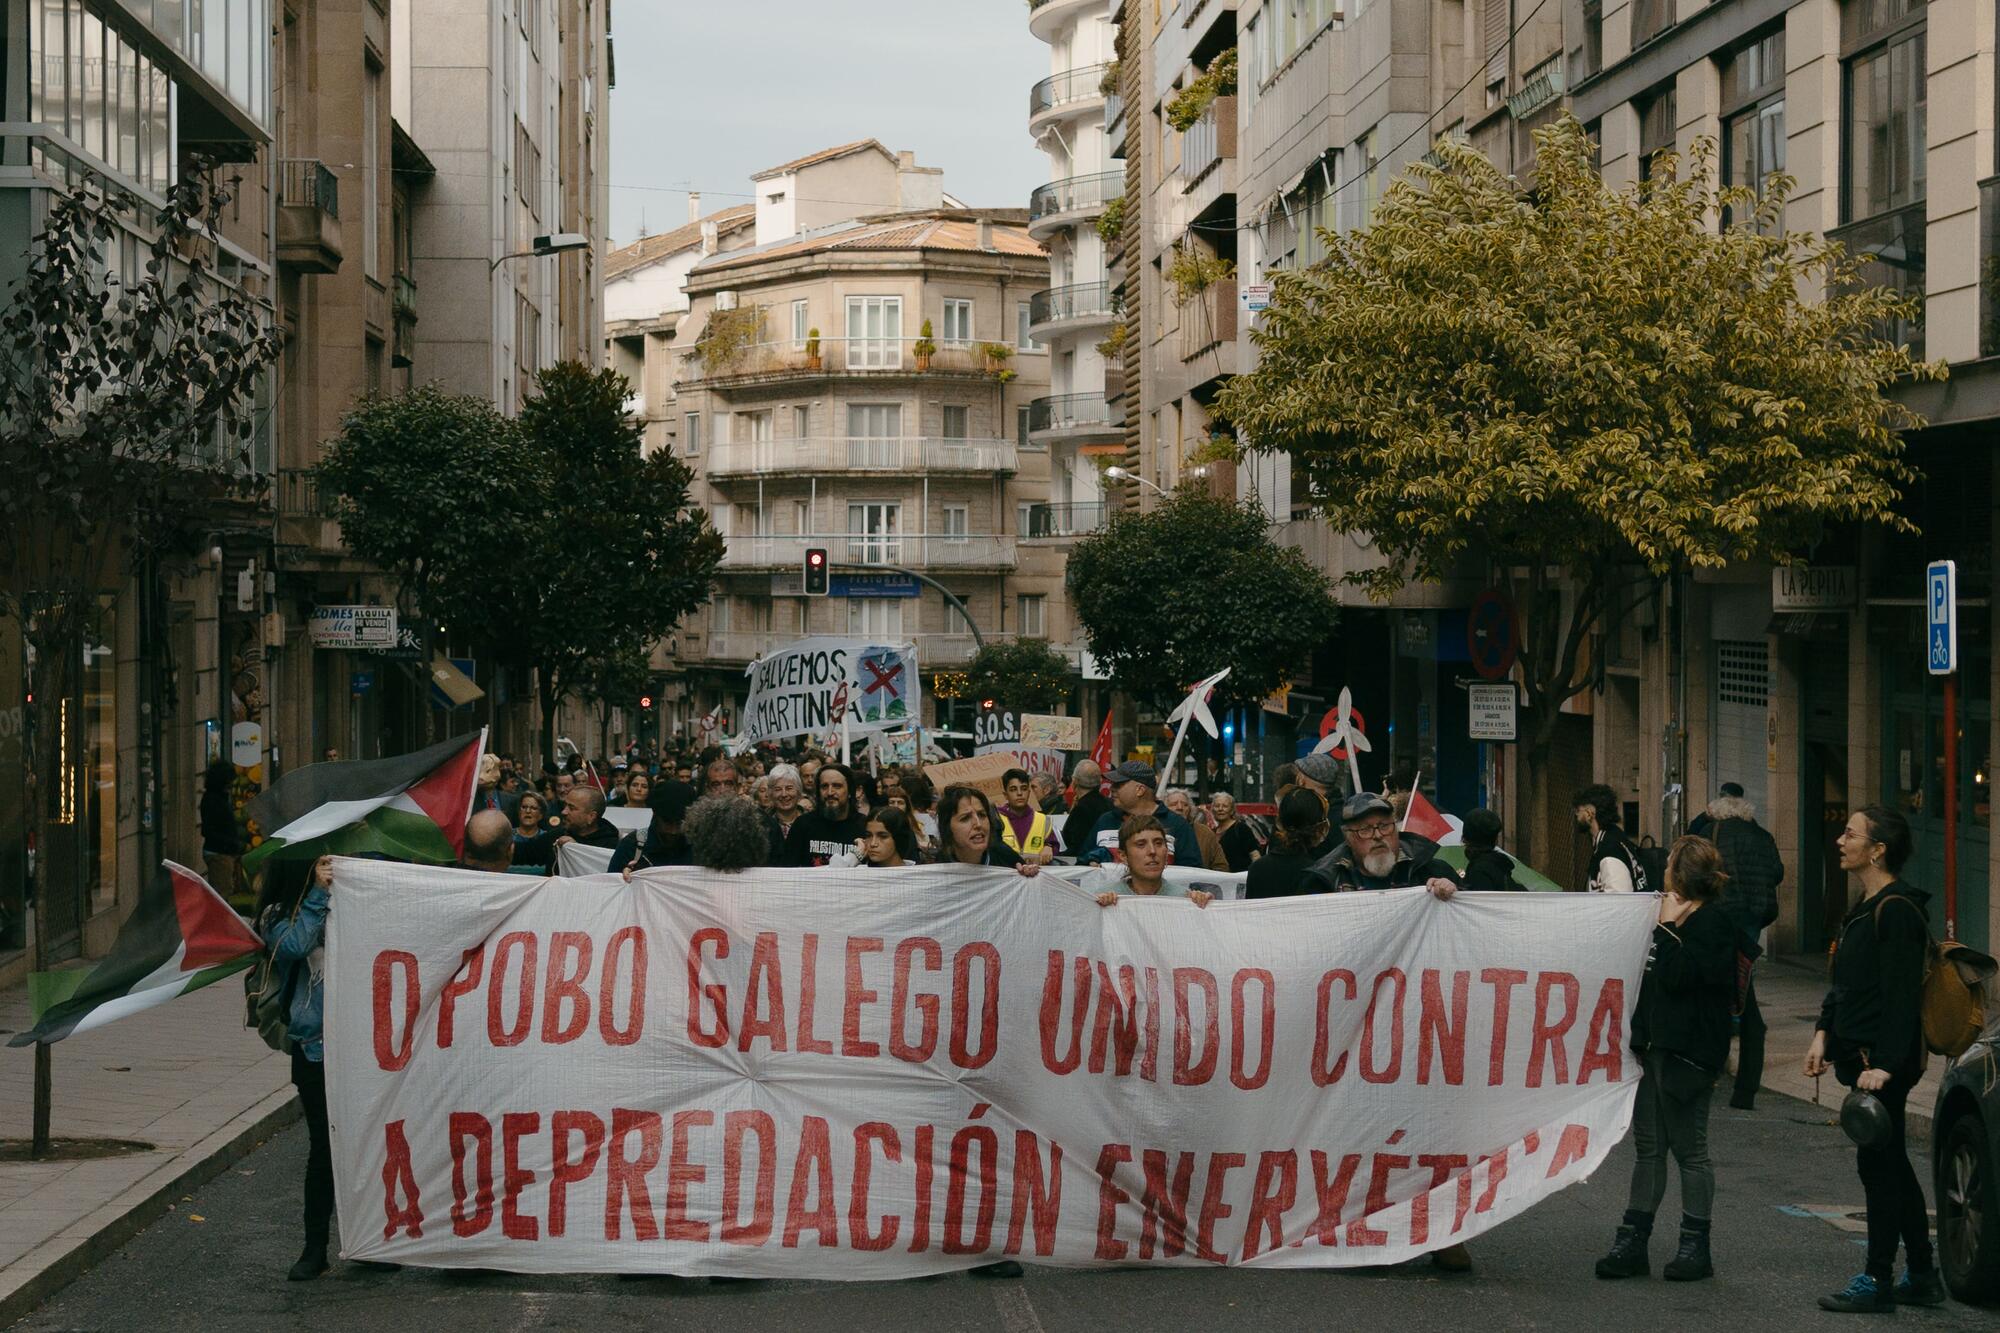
1178,280,1238,367
391,273,417,368
1178,97,1237,186
681,338,1016,391
1028,171,1123,241
1028,0,1108,42
1030,63,1112,137
278,468,337,519
706,436,1018,480
718,534,1017,571
1026,281,1122,341
1023,501,1110,541
1830,206,1926,359
276,159,342,273
1028,392,1123,445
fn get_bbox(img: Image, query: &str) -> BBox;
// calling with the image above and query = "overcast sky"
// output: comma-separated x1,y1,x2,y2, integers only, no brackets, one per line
606,4,1050,247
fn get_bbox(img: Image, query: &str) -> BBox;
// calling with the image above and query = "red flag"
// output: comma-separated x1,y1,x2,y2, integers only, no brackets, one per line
1402,786,1454,843
1089,712,1114,776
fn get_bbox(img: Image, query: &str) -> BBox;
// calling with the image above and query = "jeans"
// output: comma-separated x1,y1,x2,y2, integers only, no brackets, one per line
1731,976,1765,1104
291,1047,335,1254
1626,1048,1716,1223
1854,1067,1933,1280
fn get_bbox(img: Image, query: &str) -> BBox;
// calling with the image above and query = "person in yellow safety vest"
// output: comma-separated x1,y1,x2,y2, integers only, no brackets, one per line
997,768,1059,864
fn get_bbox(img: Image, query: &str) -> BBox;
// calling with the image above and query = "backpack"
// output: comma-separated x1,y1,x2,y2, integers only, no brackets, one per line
243,902,297,1053
1874,895,1996,1058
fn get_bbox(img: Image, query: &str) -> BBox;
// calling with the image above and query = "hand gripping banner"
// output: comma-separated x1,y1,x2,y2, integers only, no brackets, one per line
325,861,1655,1277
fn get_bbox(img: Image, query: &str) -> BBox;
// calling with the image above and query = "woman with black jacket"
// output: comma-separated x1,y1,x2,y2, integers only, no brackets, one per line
1806,805,1943,1313
199,761,243,898
1596,836,1736,1285
611,781,696,876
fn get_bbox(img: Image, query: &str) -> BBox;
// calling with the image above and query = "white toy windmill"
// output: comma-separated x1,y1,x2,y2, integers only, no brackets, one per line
1311,685,1371,792
1158,667,1231,789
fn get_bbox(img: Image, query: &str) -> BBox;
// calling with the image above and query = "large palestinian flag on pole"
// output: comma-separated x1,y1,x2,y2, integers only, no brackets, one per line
9,862,262,1046
241,730,485,873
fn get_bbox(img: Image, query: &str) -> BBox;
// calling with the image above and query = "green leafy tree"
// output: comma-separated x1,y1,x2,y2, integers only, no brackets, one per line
1218,114,1936,858
0,171,279,1154
1068,488,1337,710
512,363,723,758
966,639,1074,711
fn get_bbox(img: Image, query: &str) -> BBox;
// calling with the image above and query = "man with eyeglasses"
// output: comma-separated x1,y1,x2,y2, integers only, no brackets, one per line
1300,792,1460,899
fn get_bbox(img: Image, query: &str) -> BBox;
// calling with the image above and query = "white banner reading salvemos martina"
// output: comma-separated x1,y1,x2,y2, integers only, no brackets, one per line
324,859,1655,1277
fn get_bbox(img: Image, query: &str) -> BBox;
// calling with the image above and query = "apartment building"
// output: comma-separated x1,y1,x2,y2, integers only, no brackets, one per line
1026,0,1121,540
0,0,278,978
666,199,1069,732
394,0,610,411
1564,0,2000,953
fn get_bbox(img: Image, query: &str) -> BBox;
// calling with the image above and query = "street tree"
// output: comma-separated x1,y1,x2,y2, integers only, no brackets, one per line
575,639,654,761
0,172,280,1154
966,638,1074,711
1068,488,1338,711
1217,114,1937,860
512,363,723,759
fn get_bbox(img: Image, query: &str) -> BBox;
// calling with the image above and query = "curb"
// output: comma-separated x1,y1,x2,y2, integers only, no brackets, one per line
0,1086,301,1327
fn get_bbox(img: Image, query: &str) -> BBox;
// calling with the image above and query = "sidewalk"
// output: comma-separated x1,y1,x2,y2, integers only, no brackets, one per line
0,979,296,1324
1741,959,1944,1128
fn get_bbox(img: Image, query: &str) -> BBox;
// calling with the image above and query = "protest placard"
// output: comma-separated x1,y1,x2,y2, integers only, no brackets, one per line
740,637,921,743
1020,714,1084,751
327,861,1652,1277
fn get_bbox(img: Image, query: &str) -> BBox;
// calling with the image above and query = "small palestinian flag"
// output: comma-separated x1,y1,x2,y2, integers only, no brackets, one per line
242,729,485,872
9,862,262,1046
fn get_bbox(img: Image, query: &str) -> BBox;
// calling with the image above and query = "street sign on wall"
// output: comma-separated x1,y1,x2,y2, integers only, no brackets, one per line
308,605,397,649
1468,682,1518,741
1928,560,1957,675
1772,565,1856,611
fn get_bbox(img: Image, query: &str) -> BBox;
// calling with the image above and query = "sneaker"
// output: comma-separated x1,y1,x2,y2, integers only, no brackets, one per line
1892,1269,1946,1307
969,1260,1024,1279
1817,1272,1897,1314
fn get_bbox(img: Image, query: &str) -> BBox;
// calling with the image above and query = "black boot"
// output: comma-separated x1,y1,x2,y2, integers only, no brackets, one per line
1662,1220,1713,1281
288,1244,330,1282
1594,1212,1652,1280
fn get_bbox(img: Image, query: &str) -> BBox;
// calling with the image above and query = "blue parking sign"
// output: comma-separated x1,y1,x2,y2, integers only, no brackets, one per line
1927,560,1957,675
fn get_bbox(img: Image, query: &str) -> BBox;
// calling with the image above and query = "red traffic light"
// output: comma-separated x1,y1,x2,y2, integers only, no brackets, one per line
807,549,825,567
640,695,654,709
804,546,830,596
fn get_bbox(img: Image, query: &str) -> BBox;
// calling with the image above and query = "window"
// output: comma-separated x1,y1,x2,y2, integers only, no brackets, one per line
1356,130,1382,226
847,598,905,638
1017,502,1036,535
1016,301,1039,350
941,405,969,439
847,404,903,468
846,296,903,368
1721,30,1786,230
1577,0,1604,78
736,410,773,443
514,295,540,409
1638,86,1678,182
1018,594,1047,638
792,299,810,348
942,504,969,541
1017,405,1037,451
792,500,811,534
847,502,902,563
683,412,702,455
365,59,383,280
1842,0,1926,222
792,405,810,438
1631,0,1673,47
942,298,975,346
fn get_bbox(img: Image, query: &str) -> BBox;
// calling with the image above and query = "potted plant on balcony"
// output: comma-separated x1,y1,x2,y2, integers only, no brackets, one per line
913,319,936,372
980,341,1013,375
804,327,822,371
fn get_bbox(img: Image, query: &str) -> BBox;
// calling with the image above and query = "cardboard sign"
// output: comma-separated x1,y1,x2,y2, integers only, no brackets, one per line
1020,714,1084,751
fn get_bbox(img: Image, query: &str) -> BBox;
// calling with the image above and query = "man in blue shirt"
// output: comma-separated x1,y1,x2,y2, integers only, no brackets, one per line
1082,761,1205,868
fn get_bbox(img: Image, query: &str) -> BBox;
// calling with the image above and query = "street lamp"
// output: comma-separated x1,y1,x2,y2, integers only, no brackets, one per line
490,231,591,272
1107,464,1207,497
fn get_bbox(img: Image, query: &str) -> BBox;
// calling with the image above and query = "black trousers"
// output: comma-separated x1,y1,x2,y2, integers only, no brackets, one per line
1731,976,1765,1103
291,1047,335,1253
1853,1066,1933,1280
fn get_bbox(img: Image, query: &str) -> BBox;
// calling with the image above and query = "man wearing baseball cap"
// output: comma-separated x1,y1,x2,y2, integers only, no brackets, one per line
1300,791,1461,898
1081,761,1205,868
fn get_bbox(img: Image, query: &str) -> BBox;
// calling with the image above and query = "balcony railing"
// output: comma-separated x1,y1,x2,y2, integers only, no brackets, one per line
706,631,1000,667
680,338,1015,385
1030,63,1112,120
718,534,1017,570
277,158,342,273
1027,393,1121,437
279,158,340,216
1830,207,1926,359
279,468,337,519
707,436,1018,479
1179,280,1238,361
1023,501,1110,540
1027,281,1121,332
392,272,418,320
1178,98,1237,184
1028,172,1123,226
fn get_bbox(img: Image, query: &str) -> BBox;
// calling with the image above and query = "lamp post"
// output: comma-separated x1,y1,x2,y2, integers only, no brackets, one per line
1106,464,1206,498
490,231,591,272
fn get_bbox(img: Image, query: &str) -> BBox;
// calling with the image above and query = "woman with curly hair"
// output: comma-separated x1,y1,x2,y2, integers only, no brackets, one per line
684,794,772,872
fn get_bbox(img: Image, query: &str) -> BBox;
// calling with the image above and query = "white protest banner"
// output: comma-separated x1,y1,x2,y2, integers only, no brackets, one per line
741,637,920,744
327,861,1652,1278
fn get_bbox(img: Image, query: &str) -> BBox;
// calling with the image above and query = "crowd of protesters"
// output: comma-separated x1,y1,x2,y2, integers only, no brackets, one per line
251,735,1948,1314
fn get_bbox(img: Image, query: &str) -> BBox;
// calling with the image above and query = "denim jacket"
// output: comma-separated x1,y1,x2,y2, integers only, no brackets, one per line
262,886,330,1062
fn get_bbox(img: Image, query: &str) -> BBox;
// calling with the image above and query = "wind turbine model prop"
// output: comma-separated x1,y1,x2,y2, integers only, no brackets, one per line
1158,668,1231,789
1311,686,1371,791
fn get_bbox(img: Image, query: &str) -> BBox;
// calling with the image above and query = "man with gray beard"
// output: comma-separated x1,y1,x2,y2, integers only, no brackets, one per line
1299,791,1461,898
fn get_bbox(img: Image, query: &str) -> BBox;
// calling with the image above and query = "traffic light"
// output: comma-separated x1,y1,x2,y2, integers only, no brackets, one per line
804,547,830,596
640,695,654,711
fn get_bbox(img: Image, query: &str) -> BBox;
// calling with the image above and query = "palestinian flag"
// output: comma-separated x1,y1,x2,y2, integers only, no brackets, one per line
241,730,485,872
9,862,262,1046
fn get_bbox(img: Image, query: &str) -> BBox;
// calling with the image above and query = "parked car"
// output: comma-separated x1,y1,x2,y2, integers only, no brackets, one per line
1934,1014,2000,1304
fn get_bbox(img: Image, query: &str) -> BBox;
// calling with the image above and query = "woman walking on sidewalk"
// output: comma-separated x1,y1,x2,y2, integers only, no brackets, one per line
1595,836,1737,1283
257,855,337,1281
1806,805,1944,1313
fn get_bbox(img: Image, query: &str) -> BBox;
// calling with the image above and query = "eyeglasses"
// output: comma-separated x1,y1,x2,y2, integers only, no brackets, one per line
1348,821,1398,838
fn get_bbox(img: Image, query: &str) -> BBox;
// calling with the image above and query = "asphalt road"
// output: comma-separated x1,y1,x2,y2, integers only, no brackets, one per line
13,1087,1997,1332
